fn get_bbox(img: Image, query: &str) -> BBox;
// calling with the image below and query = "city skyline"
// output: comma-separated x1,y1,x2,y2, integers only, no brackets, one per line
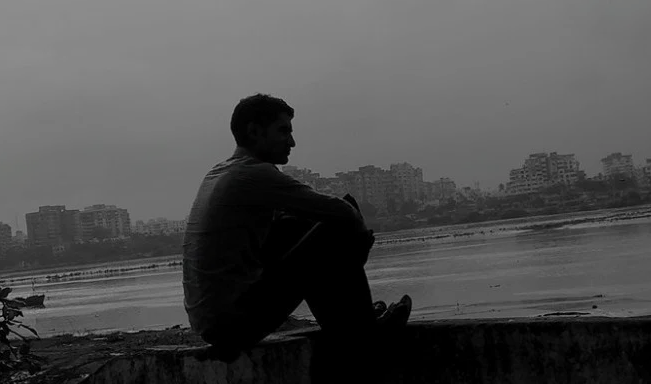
2,149,649,233
2,0,651,235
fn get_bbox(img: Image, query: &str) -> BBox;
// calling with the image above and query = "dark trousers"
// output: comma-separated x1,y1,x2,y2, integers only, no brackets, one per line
230,216,376,346
220,217,378,382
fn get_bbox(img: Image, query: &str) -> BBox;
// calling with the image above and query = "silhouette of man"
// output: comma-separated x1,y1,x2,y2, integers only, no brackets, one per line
183,94,411,379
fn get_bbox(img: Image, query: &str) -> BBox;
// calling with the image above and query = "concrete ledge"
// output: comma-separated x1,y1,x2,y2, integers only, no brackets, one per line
82,317,651,383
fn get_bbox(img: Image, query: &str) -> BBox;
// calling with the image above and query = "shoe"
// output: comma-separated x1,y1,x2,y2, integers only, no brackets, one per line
373,300,388,318
376,295,412,331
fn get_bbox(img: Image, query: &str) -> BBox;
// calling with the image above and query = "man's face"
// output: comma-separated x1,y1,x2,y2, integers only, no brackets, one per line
248,113,296,165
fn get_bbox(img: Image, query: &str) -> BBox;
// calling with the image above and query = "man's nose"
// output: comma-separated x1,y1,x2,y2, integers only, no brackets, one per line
288,134,296,148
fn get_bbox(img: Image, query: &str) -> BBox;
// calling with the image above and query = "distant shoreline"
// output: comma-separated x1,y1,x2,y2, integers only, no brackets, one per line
2,204,650,283
0,254,182,283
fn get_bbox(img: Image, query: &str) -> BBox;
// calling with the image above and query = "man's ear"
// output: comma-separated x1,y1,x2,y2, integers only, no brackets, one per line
246,122,260,144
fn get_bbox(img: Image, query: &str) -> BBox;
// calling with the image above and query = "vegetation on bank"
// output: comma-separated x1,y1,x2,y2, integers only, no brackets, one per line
364,179,651,232
0,287,41,379
0,234,183,271
1,177,650,271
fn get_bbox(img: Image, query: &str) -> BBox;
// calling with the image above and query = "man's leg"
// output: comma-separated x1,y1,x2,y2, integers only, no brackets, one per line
269,220,379,383
223,213,406,381
229,216,376,345
220,217,316,352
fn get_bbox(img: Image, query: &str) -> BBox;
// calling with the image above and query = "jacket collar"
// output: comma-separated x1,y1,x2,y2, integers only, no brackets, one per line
231,147,279,170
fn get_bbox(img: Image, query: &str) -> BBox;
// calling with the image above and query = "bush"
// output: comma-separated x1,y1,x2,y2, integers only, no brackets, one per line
0,287,41,376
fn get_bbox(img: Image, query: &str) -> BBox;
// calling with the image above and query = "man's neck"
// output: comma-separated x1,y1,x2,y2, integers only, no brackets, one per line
233,146,257,159
233,147,280,169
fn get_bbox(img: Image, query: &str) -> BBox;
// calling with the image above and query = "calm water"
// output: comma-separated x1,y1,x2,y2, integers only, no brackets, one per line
5,207,651,338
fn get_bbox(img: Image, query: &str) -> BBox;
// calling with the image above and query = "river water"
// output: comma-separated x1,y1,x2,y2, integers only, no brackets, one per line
3,206,651,338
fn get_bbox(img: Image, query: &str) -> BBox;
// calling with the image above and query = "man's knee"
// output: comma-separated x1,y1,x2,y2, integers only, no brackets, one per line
305,223,372,265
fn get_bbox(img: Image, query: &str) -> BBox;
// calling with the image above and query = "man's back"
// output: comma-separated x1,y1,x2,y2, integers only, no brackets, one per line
182,152,274,336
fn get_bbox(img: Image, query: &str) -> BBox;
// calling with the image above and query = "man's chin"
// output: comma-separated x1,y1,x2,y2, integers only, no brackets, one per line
273,155,290,165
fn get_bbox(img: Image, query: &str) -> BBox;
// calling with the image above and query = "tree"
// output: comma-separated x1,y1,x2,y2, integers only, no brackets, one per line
529,196,546,208
1,287,41,376
576,180,608,194
623,191,642,206
91,226,113,240
444,198,457,210
386,198,398,215
400,200,419,215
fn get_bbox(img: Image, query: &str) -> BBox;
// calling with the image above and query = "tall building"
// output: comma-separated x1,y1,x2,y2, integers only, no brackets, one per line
358,165,397,211
548,152,581,185
79,204,131,241
332,166,398,212
601,152,634,178
25,206,82,247
390,162,424,202
506,152,580,195
0,222,11,257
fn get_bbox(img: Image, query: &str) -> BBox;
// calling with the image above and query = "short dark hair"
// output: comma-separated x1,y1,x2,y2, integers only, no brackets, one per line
230,94,295,147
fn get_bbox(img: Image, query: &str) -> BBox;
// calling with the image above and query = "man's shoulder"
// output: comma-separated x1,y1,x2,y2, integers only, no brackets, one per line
205,157,280,185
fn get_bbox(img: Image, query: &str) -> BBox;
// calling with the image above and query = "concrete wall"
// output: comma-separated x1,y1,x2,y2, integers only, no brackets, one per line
82,317,651,384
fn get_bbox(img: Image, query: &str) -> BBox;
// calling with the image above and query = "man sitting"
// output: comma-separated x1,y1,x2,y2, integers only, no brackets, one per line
182,93,412,380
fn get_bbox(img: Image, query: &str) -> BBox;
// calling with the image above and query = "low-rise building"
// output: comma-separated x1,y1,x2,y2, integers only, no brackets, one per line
133,220,147,234
642,159,651,185
431,178,457,201
314,177,347,197
13,230,26,245
133,217,187,235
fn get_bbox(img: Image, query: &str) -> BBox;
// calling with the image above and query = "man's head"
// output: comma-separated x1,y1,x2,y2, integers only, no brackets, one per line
230,94,296,165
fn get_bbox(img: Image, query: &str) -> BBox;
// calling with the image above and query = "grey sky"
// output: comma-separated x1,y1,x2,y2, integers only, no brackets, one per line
1,0,650,230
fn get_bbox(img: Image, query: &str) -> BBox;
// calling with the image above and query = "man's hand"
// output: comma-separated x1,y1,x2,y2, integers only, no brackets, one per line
342,194,367,230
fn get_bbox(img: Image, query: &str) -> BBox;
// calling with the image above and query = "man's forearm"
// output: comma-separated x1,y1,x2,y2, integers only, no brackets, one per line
247,164,367,226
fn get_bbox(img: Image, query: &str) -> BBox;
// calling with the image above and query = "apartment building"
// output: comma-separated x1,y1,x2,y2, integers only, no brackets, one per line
506,152,581,195
390,162,424,202
601,152,634,178
79,204,131,241
548,152,581,185
25,206,82,247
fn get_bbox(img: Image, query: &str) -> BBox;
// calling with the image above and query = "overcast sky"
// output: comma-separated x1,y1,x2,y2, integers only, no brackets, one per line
1,0,650,230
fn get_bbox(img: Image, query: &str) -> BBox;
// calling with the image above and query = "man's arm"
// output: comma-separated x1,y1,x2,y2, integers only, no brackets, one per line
240,164,365,227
